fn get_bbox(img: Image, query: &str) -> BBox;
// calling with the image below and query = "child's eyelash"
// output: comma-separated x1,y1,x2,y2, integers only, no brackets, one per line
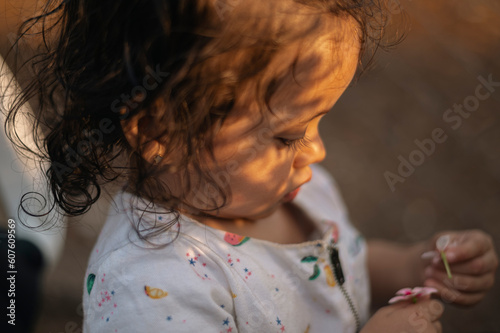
278,135,312,151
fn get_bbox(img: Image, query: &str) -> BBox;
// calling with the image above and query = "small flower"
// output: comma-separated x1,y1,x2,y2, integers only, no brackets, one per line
421,235,454,279
436,235,453,278
388,287,438,304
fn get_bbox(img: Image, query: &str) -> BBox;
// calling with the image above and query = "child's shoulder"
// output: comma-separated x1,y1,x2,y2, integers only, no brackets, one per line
85,221,232,289
83,208,239,330
86,197,229,276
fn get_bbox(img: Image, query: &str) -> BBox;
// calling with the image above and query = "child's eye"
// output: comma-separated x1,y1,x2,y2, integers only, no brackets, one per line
277,136,312,151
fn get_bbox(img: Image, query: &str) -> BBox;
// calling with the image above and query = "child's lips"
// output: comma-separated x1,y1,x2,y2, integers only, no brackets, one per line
283,187,301,201
283,175,311,202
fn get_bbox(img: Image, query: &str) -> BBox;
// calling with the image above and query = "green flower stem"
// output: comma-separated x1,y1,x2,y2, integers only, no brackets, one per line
441,251,453,279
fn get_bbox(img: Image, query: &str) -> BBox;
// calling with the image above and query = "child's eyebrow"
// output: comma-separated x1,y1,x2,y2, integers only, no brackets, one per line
295,109,330,126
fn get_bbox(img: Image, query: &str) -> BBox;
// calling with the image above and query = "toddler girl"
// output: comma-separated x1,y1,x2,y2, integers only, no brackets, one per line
6,0,497,332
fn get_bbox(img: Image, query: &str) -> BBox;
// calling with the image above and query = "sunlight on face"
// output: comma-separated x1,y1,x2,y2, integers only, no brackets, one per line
186,17,360,222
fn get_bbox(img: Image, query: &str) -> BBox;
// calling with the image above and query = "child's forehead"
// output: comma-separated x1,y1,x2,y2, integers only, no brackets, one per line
240,35,359,123
221,47,358,139
211,5,361,138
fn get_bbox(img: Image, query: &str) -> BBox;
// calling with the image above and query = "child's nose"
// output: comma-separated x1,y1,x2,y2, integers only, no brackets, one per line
294,132,326,168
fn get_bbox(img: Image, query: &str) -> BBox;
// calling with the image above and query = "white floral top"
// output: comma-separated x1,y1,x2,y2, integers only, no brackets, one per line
83,164,370,333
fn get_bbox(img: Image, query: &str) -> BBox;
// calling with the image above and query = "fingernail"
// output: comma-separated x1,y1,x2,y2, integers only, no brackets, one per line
432,256,440,265
421,251,438,260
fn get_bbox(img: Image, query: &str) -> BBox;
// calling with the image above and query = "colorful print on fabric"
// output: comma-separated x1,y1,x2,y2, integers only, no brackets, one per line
165,315,189,325
348,235,363,257
301,256,318,263
186,252,212,280
87,273,96,295
322,219,340,243
226,253,253,281
309,264,320,280
88,272,119,330
144,285,168,299
218,316,235,333
301,256,320,280
300,256,336,287
97,288,117,323
323,265,336,287
224,232,250,246
275,316,286,332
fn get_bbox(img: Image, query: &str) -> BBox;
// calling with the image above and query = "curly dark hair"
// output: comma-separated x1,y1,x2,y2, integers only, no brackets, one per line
3,0,404,240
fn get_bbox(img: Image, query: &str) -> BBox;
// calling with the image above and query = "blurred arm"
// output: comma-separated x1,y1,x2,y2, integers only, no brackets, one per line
367,239,428,308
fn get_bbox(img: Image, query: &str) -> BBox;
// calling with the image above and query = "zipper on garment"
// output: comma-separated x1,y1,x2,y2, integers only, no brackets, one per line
327,238,361,333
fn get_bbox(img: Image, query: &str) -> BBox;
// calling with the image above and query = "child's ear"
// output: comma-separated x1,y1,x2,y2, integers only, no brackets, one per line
120,110,171,166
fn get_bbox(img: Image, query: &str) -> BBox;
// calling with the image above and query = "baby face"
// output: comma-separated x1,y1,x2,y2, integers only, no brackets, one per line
182,18,360,222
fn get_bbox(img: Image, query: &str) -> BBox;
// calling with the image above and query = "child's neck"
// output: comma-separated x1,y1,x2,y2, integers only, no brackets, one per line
187,202,318,245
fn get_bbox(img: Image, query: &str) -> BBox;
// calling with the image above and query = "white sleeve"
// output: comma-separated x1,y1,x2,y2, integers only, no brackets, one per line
311,163,351,219
83,238,238,333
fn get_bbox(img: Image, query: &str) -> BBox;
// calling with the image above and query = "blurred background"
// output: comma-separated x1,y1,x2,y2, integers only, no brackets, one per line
1,0,499,332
